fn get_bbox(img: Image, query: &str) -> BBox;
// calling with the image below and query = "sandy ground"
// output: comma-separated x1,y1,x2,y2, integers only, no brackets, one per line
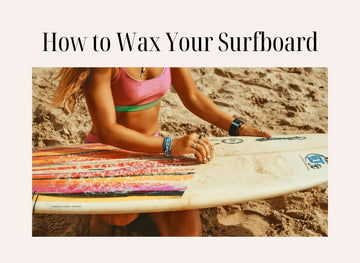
32,67,328,237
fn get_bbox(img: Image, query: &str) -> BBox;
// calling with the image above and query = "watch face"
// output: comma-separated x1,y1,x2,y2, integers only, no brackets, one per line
234,119,244,125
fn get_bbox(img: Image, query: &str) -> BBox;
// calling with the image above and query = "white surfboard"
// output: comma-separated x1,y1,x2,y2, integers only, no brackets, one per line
32,134,327,214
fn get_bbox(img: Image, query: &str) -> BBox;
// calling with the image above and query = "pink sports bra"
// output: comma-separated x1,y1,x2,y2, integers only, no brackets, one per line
111,68,171,112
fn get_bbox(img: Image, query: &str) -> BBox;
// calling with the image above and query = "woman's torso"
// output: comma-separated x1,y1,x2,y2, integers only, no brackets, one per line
91,67,170,136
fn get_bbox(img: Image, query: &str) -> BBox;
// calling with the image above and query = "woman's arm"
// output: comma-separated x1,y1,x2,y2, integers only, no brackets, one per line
171,68,233,130
171,68,271,137
83,68,164,153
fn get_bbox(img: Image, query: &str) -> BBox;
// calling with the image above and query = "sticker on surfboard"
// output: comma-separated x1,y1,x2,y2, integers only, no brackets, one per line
304,153,328,170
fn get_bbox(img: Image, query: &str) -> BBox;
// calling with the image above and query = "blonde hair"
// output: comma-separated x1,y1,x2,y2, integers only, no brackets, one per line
52,68,91,113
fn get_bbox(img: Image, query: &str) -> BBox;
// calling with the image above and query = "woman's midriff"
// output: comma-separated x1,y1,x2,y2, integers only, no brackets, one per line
90,102,161,136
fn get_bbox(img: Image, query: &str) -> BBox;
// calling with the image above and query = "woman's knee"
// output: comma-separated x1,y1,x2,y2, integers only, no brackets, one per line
150,209,202,236
98,213,139,227
180,210,202,236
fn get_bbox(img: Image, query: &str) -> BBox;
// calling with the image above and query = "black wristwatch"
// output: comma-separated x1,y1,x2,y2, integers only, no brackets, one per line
229,118,244,136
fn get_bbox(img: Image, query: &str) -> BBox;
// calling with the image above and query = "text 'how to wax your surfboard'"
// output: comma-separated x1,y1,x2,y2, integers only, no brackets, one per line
42,31,318,53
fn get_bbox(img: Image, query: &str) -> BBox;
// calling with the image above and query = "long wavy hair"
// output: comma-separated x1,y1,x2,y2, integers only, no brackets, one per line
52,68,91,113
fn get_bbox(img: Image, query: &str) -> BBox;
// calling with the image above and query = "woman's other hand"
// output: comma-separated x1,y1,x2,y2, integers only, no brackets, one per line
238,125,272,138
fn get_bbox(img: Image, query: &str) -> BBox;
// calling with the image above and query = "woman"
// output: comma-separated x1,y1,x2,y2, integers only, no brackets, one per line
53,67,271,236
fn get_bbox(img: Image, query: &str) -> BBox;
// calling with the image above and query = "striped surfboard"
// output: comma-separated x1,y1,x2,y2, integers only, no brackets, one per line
32,143,196,198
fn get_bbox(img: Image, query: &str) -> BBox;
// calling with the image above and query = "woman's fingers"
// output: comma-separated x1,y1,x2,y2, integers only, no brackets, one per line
198,136,214,160
260,130,272,138
197,135,215,163
191,144,205,163
191,141,209,163
188,133,214,163
239,125,272,138
171,133,215,163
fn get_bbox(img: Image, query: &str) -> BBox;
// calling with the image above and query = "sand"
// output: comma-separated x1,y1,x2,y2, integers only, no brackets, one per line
32,67,328,236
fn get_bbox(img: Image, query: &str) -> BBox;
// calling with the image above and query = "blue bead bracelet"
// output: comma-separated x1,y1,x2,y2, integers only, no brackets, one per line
163,137,173,156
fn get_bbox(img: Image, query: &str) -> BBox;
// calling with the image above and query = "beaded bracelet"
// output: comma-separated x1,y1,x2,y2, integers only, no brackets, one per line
163,137,173,156
229,118,244,136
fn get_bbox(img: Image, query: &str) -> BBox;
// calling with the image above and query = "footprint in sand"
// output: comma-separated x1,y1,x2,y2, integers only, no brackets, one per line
217,209,270,236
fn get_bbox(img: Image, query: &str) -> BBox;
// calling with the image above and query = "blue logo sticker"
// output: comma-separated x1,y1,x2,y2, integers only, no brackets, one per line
305,153,328,169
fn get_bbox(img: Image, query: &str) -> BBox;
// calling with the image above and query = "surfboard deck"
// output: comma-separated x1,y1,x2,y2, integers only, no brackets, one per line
32,134,328,214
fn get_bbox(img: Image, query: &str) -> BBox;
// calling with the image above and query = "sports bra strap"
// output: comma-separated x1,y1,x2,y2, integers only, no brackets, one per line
114,98,162,112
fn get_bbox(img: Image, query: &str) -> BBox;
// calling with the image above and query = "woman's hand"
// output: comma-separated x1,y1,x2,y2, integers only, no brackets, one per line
172,133,215,164
238,125,272,138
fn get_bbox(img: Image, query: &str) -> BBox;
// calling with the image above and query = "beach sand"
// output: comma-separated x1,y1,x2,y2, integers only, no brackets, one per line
32,67,328,236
